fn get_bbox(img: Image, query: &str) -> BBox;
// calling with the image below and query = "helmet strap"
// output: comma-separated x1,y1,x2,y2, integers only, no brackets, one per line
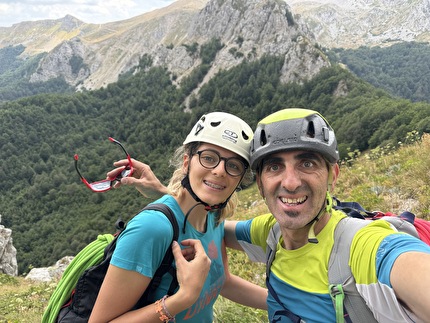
307,191,333,244
181,175,229,211
182,202,207,234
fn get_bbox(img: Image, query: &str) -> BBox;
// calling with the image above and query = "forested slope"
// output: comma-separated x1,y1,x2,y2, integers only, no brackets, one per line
1,54,430,274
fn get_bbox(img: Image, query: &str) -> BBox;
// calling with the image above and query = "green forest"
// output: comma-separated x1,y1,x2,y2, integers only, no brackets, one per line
334,41,430,103
1,39,430,275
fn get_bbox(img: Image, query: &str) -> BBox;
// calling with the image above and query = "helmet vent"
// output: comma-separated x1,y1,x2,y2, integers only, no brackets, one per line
307,121,316,138
260,129,267,146
210,121,221,128
242,131,250,141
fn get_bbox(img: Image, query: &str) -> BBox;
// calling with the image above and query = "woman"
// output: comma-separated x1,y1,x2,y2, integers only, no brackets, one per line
89,112,267,322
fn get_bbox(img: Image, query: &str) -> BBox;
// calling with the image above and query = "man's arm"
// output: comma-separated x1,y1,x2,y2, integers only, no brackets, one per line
390,251,430,320
220,240,267,310
107,158,168,199
224,220,244,250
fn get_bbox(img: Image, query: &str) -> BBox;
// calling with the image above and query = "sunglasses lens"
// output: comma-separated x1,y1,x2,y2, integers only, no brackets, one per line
120,167,132,178
89,180,112,192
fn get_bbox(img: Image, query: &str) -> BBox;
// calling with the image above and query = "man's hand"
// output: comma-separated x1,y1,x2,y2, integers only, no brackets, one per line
107,158,168,199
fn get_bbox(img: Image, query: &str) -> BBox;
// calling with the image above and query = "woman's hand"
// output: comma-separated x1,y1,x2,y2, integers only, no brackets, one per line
107,158,168,199
172,239,211,306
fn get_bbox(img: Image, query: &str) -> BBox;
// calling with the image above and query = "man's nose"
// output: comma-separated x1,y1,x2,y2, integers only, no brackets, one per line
280,166,302,191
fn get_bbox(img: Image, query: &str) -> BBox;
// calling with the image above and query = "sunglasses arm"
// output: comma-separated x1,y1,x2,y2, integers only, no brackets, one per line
74,154,95,189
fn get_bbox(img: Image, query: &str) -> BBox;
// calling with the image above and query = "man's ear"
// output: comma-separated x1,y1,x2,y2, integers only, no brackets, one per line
329,163,340,193
256,172,265,199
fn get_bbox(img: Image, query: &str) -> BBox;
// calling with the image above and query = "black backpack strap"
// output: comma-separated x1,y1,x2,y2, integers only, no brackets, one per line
134,203,179,308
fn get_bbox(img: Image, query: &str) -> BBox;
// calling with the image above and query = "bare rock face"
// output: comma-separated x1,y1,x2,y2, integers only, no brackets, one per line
0,0,329,91
0,215,18,276
25,256,74,282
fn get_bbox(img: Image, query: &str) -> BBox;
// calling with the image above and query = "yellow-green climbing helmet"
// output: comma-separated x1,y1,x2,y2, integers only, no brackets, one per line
250,108,339,170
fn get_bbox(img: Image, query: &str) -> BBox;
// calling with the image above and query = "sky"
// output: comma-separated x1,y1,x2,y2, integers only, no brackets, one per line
0,0,176,27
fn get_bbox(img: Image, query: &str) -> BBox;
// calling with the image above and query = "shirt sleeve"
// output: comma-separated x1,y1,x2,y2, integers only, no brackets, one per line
111,209,174,277
376,233,430,286
235,213,277,263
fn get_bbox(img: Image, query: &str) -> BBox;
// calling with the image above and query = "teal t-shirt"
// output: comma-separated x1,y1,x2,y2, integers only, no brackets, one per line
112,195,225,322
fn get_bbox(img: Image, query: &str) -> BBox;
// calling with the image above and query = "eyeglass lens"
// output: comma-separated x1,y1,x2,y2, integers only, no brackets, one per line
197,149,245,177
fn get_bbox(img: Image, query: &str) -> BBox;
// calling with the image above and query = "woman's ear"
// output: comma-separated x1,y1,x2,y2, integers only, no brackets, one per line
182,154,190,174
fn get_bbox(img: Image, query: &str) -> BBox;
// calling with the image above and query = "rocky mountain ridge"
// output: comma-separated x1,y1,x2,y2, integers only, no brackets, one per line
1,0,428,94
0,0,327,92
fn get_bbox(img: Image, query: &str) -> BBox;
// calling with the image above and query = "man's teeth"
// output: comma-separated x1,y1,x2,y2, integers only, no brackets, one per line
281,197,307,205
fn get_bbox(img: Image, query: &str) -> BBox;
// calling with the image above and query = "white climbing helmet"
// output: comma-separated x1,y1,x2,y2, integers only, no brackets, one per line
183,112,253,163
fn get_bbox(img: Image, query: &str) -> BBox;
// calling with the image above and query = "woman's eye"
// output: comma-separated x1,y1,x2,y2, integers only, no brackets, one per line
203,156,215,163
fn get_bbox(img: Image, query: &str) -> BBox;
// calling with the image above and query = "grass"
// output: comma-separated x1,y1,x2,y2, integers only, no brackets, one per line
1,133,429,322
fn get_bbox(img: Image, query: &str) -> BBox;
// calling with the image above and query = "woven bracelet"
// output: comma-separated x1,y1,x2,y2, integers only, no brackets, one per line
155,295,175,322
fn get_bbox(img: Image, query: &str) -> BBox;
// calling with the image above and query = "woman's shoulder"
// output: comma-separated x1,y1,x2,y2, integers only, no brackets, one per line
125,196,179,237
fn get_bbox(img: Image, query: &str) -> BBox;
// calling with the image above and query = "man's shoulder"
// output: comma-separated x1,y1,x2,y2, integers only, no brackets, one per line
251,213,278,230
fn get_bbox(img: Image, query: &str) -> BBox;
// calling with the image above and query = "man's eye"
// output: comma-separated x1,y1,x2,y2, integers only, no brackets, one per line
268,164,279,171
303,161,313,168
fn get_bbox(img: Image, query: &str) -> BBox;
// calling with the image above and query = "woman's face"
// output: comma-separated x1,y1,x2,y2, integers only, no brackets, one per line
183,143,244,206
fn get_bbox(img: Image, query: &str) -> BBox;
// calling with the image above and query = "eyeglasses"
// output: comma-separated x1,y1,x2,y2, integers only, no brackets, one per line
194,149,247,177
74,137,133,192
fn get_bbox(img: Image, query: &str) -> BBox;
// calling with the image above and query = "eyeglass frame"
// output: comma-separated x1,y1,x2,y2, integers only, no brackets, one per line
74,137,133,192
194,149,248,177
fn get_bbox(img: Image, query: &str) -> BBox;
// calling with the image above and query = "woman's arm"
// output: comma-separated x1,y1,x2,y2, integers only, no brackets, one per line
89,239,211,323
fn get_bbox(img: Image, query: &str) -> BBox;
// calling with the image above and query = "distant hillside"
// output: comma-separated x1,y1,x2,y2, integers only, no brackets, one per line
0,0,326,94
332,42,430,103
0,45,72,101
286,0,430,49
2,0,430,105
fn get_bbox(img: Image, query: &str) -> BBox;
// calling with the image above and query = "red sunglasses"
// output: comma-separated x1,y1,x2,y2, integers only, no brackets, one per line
74,137,133,192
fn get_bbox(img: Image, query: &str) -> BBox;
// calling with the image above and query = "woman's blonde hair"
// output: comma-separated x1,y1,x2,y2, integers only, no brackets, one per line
167,142,253,226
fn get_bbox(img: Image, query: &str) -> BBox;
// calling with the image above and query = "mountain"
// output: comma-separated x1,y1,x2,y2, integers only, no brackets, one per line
0,0,328,93
285,0,430,48
2,0,430,275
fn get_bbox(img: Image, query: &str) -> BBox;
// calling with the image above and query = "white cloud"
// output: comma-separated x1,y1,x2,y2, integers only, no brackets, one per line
0,0,176,27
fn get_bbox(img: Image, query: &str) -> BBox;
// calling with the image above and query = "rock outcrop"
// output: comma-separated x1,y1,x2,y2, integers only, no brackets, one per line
0,215,18,276
25,256,74,282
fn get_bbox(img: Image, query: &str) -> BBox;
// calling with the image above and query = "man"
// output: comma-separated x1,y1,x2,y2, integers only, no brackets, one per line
224,108,430,322
109,108,430,322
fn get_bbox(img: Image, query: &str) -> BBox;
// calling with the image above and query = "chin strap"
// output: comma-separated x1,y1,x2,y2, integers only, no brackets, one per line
181,176,228,211
180,175,229,234
308,165,335,243
307,191,333,244
182,202,208,234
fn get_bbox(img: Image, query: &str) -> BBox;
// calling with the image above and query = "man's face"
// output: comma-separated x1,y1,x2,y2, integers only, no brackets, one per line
257,150,337,230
